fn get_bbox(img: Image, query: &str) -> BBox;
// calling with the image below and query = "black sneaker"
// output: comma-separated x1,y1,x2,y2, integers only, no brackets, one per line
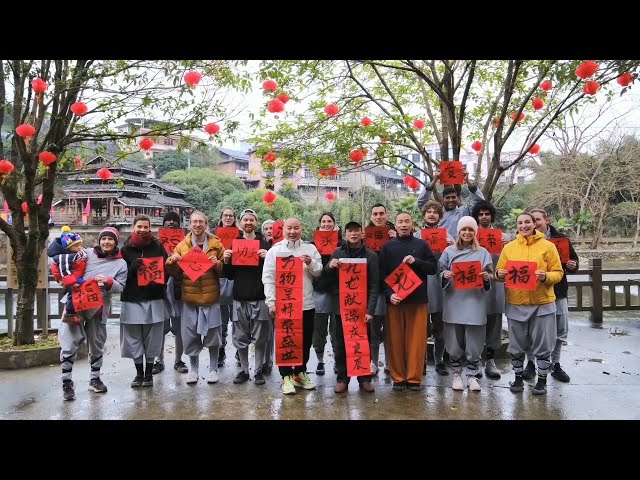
435,363,449,376
174,361,189,373
233,370,250,384
474,370,483,379
62,381,75,401
551,363,571,383
141,375,153,387
151,362,165,375
522,361,536,380
88,377,108,393
131,375,144,388
531,376,547,395
316,362,325,375
510,374,524,393
254,371,266,385
392,382,406,391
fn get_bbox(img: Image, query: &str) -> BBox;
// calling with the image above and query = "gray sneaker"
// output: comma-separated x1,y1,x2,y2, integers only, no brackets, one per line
484,359,501,379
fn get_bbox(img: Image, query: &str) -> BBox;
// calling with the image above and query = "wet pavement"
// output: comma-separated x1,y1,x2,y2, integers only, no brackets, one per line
1,315,639,420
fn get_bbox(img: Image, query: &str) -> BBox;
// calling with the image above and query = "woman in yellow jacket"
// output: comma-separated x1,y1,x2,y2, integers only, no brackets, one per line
495,212,563,395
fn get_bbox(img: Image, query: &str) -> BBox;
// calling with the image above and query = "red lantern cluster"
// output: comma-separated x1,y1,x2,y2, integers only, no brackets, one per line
263,190,277,206
360,116,372,127
139,137,154,151
617,72,635,87
532,98,544,111
413,119,425,130
349,150,364,163
70,102,88,116
575,61,599,79
510,112,526,123
204,123,220,139
263,152,277,163
403,175,420,190
540,80,553,92
529,144,541,154
583,81,600,96
276,93,290,104
471,141,482,152
97,167,113,180
324,103,339,117
325,191,336,202
38,151,57,169
262,80,278,93
184,71,202,89
16,124,36,140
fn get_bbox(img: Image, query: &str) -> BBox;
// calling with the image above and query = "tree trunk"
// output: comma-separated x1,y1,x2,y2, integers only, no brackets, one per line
590,209,606,250
634,209,639,249
12,243,41,346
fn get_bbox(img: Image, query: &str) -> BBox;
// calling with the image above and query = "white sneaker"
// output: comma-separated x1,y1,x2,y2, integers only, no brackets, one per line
292,372,316,390
186,371,199,384
468,376,481,392
370,360,379,375
207,370,219,384
452,373,464,391
281,375,296,395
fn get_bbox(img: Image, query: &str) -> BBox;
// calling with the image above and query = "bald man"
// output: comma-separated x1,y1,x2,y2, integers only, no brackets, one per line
262,218,323,395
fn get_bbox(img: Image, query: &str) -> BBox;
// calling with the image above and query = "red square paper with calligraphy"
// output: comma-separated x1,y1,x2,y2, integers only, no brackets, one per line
439,161,463,185
313,230,338,255
452,261,484,290
477,229,503,255
231,239,260,266
137,257,165,286
385,262,423,298
420,228,448,254
158,228,185,255
72,279,104,312
272,221,284,243
364,227,390,253
548,238,570,264
216,227,240,250
179,247,214,283
505,260,538,291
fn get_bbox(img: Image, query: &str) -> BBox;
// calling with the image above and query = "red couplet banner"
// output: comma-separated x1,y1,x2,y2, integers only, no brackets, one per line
275,255,304,366
364,227,389,253
72,279,104,312
548,237,570,264
272,221,284,243
231,239,260,266
385,262,423,299
339,259,371,378
216,227,240,250
452,261,484,290
313,230,339,255
504,260,538,291
420,228,448,254
178,247,214,283
439,161,463,185
477,229,503,255
137,257,165,286
158,228,185,255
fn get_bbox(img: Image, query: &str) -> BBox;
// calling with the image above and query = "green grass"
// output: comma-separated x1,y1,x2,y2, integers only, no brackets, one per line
0,334,59,351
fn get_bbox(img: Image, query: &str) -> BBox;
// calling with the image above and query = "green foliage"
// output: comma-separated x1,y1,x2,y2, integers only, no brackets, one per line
213,189,295,229
277,182,303,203
392,196,421,226
136,147,221,178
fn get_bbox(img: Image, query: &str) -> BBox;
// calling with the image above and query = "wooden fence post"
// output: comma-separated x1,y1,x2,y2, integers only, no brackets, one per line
589,258,603,328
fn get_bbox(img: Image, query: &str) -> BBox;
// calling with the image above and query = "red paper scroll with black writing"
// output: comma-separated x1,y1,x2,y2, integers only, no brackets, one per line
231,239,260,266
364,227,389,253
275,255,304,366
179,247,214,282
158,228,185,255
72,279,104,312
385,262,423,299
452,261,484,290
272,221,284,243
548,237,570,264
420,228,448,254
505,260,538,291
477,229,503,255
339,259,371,378
313,230,338,256
216,227,240,250
439,161,463,185
137,257,165,286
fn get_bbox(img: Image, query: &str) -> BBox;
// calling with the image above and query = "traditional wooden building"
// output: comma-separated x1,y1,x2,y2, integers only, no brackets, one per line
53,156,193,226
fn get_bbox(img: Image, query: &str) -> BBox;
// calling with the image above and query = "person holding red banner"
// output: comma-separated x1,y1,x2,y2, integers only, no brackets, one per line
166,211,226,385
379,212,438,391
119,215,168,388
262,217,323,395
324,221,379,393
522,209,579,384
222,209,271,385
414,200,455,376
260,219,276,374
58,226,127,400
495,212,564,395
416,165,485,238
439,216,493,391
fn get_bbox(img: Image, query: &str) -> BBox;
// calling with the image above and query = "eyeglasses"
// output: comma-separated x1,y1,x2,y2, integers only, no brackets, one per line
222,214,235,218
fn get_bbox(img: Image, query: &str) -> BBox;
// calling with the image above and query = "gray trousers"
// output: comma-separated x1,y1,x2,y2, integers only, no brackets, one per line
444,323,486,377
527,298,569,365
508,313,557,375
120,322,164,360
263,316,275,368
59,314,107,382
158,316,184,365
485,313,503,355
312,312,336,360
232,300,270,372
182,318,222,357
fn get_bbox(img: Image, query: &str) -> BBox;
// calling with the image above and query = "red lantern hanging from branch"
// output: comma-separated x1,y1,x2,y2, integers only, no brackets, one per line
471,141,482,152
184,71,202,89
31,78,48,94
38,151,57,169
70,102,88,116
262,80,278,93
540,80,553,92
0,159,15,184
328,166,339,176
325,191,336,202
267,99,285,114
319,169,328,177
263,190,277,207
97,167,113,180
360,116,372,127
204,123,220,139
510,112,526,123
583,81,600,96
16,124,36,141
403,176,419,190
531,98,545,111
324,103,339,117
575,61,599,79
349,150,364,163
139,137,154,158
22,201,28,215
276,93,290,104
74,156,84,170
263,152,277,163
529,144,541,154
413,119,425,130
617,72,635,87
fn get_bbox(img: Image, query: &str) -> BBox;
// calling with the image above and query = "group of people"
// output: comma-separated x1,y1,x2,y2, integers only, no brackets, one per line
53,168,579,401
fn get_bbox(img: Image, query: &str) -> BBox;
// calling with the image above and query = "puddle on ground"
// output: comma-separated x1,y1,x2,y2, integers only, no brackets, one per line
588,358,604,363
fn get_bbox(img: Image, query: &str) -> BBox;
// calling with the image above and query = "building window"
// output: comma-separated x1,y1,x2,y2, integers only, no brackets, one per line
435,151,441,161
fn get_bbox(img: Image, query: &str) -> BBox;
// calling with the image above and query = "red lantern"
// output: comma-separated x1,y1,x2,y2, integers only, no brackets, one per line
97,167,113,180
267,99,285,113
471,141,482,152
413,119,425,130
277,93,290,104
532,98,544,111
540,80,553,92
184,71,202,89
263,190,277,206
38,151,57,169
324,103,339,116
70,102,88,116
349,150,364,163
403,176,419,190
262,80,278,92
204,123,220,139
22,201,28,215
124,207,130,215
575,61,599,79
529,144,541,154
510,112,526,123
325,191,336,202
16,124,36,140
617,72,635,87
0,159,14,184
583,81,600,96
328,166,339,176
32,78,48,94
263,152,277,163
360,116,372,127
139,137,154,151
74,156,84,170
319,169,327,177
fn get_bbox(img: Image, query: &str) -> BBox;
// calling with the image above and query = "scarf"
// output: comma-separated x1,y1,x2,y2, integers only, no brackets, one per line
130,231,154,248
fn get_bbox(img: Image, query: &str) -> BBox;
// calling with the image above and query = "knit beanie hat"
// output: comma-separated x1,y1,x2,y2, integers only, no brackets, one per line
60,226,83,249
457,216,478,234
99,226,120,242
163,211,181,224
